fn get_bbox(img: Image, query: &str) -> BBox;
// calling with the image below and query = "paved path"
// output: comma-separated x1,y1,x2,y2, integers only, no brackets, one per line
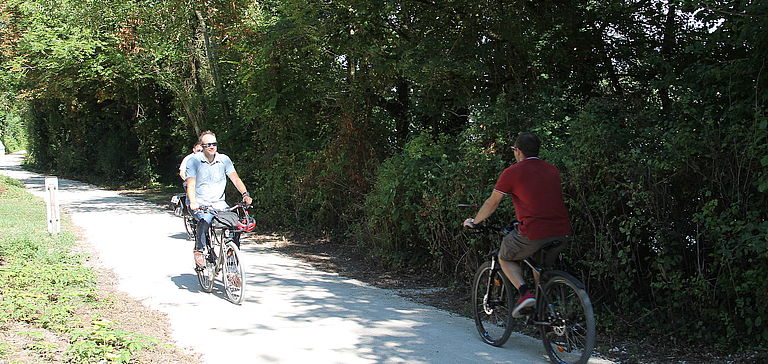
1,152,611,364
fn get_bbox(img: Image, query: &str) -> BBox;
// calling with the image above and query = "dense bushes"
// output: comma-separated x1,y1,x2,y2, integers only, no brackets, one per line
0,101,27,153
359,132,507,273
357,89,768,346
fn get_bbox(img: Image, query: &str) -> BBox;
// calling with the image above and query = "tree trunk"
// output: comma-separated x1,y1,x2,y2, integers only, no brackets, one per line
659,4,676,113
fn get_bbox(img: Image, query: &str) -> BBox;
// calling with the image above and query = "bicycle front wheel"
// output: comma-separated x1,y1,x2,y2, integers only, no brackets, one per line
472,261,514,346
539,273,596,364
222,241,245,304
196,246,215,293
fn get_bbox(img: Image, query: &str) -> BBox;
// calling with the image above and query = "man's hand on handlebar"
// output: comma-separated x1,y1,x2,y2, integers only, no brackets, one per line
243,195,253,206
463,218,478,229
190,201,200,211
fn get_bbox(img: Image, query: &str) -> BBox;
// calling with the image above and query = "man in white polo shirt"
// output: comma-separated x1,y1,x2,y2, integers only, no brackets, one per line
179,142,203,184
185,130,253,267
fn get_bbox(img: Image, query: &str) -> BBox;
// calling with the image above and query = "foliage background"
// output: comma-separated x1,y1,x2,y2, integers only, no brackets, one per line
1,0,766,349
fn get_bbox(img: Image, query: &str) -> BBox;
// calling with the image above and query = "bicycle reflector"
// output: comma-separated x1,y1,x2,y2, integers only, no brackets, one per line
237,214,256,232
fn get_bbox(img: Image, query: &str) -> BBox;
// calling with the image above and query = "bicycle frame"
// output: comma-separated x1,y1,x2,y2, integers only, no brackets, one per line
520,256,555,326
484,249,553,323
206,226,236,274
205,227,221,273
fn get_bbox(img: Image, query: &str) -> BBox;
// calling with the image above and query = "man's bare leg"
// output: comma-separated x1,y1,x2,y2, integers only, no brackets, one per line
499,257,524,289
499,255,536,317
499,256,540,288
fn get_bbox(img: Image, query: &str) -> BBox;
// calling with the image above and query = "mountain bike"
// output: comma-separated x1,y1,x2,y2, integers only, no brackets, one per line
468,224,595,364
193,203,254,305
170,193,195,240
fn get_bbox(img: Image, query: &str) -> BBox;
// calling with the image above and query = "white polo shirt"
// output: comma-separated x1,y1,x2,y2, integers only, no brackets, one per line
185,153,236,209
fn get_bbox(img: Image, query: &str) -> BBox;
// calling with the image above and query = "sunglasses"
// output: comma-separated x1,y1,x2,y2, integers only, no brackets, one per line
202,142,218,148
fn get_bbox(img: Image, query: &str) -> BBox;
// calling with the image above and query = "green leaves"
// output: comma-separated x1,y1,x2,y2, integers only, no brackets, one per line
0,176,159,362
66,320,158,363
2,0,768,351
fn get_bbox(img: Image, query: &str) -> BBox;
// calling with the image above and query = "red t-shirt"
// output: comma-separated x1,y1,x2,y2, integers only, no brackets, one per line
493,158,572,240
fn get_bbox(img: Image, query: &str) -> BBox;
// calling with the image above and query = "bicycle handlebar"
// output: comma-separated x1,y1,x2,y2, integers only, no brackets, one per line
457,203,479,208
464,223,503,233
195,201,254,214
231,201,255,212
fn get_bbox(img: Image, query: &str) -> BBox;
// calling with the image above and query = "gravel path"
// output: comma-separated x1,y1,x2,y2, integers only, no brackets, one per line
1,152,612,364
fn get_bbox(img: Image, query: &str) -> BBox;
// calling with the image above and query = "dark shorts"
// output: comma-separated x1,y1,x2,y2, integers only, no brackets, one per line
499,228,569,263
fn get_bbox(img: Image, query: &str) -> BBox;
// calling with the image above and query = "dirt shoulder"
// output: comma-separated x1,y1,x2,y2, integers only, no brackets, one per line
71,223,202,364
0,220,199,364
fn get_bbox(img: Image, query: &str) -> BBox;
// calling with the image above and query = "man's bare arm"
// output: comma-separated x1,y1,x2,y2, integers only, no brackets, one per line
186,177,198,210
464,190,505,227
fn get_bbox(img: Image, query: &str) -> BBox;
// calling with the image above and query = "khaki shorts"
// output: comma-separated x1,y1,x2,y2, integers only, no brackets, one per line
499,228,568,263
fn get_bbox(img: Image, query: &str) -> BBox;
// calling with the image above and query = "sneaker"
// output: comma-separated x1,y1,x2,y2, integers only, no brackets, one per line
512,290,535,318
194,251,205,268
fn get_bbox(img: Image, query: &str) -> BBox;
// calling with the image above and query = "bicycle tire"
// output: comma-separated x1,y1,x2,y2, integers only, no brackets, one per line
538,273,596,364
196,245,215,293
222,241,245,304
184,216,195,240
472,261,514,346
196,228,216,293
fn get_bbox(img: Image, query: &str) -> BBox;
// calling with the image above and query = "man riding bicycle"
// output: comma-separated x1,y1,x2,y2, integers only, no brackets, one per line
185,130,253,267
464,131,572,318
179,142,203,184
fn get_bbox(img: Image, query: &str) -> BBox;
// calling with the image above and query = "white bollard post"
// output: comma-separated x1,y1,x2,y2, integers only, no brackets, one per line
45,177,60,234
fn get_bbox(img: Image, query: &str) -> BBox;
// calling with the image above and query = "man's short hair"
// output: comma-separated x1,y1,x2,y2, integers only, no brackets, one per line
514,132,540,157
198,130,215,142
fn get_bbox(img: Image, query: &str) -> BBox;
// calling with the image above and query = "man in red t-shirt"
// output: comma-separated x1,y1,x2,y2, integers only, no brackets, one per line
464,132,572,317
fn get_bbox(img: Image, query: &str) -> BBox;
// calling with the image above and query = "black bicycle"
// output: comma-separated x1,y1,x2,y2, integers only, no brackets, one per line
170,193,195,240
468,224,595,364
192,203,254,305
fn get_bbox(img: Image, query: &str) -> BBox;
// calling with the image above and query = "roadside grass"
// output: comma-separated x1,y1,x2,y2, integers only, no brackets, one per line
0,174,159,363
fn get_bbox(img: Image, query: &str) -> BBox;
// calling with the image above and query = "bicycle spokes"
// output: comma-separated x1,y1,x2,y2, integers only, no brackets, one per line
540,276,595,364
196,247,215,293
223,244,245,304
473,263,514,346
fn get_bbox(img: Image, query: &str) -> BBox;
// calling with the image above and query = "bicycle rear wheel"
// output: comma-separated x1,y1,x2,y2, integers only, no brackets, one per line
472,261,514,346
222,241,245,304
539,273,596,364
184,216,195,240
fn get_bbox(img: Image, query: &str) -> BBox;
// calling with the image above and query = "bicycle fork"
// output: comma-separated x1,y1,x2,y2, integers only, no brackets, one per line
483,259,502,315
